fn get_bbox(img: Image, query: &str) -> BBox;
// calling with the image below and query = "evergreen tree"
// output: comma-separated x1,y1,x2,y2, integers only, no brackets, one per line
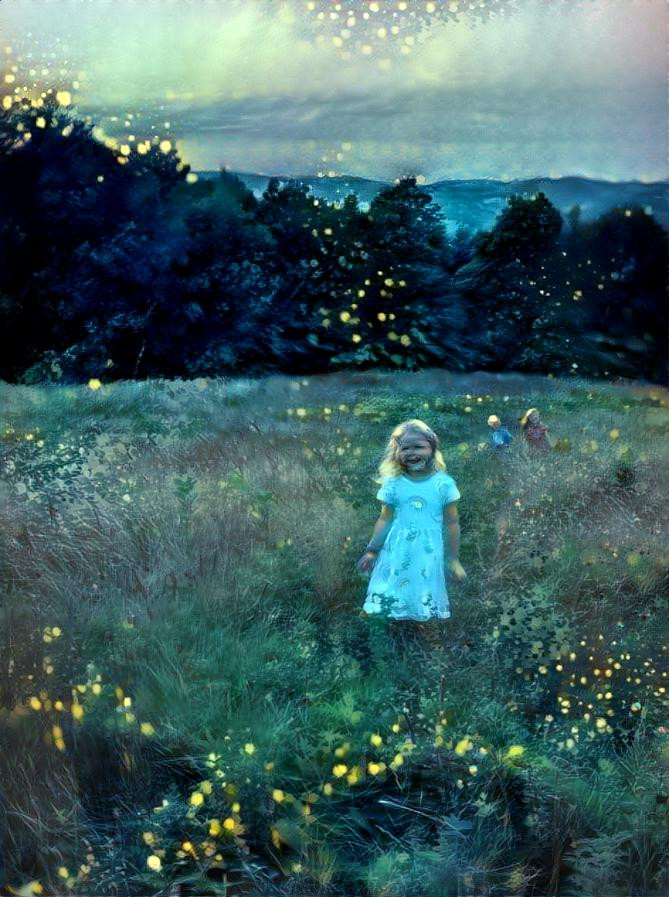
330,177,467,370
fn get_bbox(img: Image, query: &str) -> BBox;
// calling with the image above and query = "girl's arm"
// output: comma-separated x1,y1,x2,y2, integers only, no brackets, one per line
356,504,393,573
444,502,466,582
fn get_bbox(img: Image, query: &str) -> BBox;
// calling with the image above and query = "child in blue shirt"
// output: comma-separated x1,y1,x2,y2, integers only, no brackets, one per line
487,415,513,453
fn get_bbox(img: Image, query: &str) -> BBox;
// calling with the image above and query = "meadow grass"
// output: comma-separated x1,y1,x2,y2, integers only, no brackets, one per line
1,370,668,897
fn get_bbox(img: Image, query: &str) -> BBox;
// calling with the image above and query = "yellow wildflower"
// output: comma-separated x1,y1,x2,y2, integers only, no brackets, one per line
454,737,472,756
344,765,361,785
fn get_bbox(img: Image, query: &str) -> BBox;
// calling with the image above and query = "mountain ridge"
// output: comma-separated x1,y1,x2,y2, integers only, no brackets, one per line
196,170,668,233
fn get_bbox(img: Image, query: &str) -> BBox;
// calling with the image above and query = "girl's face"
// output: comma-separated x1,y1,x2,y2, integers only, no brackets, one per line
397,431,433,471
528,411,540,426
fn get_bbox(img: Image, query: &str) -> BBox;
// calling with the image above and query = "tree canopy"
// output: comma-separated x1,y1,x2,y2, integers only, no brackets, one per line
0,102,666,384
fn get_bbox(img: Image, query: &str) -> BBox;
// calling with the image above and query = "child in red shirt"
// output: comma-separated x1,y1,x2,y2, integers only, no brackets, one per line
519,407,551,451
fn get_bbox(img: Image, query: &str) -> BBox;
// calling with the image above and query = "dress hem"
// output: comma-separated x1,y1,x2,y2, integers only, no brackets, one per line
361,609,451,621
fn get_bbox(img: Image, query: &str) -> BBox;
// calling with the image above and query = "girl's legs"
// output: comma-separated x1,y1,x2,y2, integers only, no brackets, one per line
387,619,430,657
347,612,376,673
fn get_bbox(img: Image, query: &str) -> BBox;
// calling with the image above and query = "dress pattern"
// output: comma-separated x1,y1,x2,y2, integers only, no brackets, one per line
362,471,460,621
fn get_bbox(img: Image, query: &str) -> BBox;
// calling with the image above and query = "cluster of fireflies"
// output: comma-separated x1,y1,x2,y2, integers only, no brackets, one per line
301,0,528,63
1,39,195,178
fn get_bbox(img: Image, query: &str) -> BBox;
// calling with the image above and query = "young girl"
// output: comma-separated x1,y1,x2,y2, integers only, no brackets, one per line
519,407,551,451
356,419,466,621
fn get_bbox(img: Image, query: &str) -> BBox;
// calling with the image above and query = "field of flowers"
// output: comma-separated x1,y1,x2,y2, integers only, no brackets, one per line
1,370,668,897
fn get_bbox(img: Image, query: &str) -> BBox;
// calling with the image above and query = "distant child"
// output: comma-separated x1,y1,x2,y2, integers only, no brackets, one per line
355,419,466,621
519,407,551,451
487,414,513,453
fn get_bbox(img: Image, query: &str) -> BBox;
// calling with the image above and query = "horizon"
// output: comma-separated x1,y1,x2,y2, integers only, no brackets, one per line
197,169,667,187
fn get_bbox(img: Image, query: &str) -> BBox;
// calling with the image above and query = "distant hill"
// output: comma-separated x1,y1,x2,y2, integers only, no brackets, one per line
197,171,668,234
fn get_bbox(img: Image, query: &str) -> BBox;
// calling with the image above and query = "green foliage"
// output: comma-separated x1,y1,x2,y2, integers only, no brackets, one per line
2,104,666,382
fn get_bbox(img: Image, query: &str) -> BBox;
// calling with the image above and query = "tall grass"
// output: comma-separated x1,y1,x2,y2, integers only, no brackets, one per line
1,371,668,896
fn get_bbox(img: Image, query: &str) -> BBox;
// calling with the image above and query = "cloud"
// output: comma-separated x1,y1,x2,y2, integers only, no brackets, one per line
151,76,664,179
1,0,665,180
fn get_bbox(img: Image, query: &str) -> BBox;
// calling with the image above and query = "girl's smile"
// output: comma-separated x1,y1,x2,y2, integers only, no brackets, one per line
398,434,433,472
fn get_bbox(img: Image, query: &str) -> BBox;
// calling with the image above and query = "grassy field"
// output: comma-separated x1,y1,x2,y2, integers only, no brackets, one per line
1,369,668,897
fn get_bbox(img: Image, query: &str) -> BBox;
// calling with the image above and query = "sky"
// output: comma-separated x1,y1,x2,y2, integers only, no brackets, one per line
1,0,666,182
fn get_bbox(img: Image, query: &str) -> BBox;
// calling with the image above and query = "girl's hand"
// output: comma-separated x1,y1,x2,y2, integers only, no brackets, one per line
449,559,467,583
356,551,378,574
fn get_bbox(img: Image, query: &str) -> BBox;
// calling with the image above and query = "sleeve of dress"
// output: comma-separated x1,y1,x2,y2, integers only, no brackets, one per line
376,478,397,507
439,475,461,507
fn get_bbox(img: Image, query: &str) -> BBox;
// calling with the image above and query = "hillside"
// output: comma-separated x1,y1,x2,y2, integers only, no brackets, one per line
1,370,668,896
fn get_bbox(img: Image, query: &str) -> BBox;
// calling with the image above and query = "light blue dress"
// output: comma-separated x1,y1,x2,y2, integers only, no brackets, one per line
362,471,461,621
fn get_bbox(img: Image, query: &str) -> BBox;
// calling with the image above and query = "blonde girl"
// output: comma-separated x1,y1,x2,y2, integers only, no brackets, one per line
356,419,465,621
519,407,551,451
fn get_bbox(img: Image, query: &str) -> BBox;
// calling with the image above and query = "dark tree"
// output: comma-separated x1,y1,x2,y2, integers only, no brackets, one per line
331,177,469,370
561,206,668,381
452,193,569,370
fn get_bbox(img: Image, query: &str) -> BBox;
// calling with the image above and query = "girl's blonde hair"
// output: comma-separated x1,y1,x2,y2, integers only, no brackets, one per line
519,407,538,429
376,419,446,482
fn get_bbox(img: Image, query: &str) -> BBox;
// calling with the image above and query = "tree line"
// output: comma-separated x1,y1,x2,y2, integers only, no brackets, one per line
1,98,666,384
